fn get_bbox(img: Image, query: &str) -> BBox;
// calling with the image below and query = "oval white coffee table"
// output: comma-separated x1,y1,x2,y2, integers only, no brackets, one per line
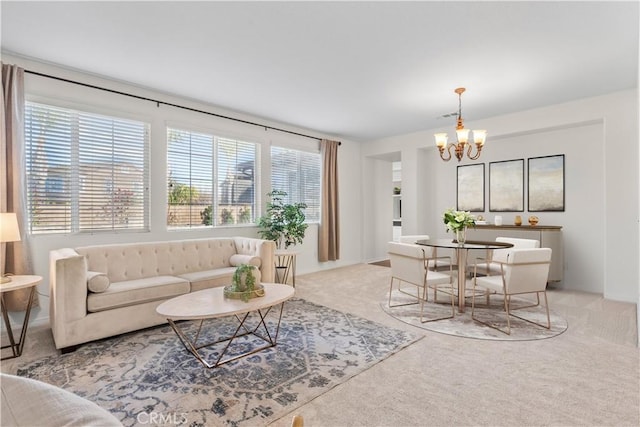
156,283,294,368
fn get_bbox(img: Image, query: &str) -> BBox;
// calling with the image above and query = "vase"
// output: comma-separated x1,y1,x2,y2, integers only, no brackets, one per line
455,228,466,244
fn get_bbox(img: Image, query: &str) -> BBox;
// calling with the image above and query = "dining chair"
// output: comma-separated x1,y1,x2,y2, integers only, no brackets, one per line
471,247,552,335
474,237,540,277
399,235,456,271
387,241,455,322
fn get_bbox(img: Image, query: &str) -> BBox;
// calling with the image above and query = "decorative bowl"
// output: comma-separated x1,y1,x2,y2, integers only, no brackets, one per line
223,283,265,300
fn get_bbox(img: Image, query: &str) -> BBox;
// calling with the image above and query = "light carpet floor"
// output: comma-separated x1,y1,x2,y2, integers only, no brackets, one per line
14,298,420,427
2,263,639,427
383,287,568,340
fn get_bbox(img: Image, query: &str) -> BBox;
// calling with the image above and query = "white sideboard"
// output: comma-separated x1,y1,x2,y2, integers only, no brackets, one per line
466,224,563,282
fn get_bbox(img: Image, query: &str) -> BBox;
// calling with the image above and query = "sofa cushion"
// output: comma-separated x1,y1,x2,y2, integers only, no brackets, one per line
77,238,239,282
87,271,110,293
229,254,262,267
87,276,189,312
177,267,236,292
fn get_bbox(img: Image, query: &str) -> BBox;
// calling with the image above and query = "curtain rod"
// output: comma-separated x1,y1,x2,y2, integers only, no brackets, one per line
25,69,340,145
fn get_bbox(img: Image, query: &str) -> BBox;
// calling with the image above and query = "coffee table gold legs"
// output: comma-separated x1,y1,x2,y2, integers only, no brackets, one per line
167,302,286,368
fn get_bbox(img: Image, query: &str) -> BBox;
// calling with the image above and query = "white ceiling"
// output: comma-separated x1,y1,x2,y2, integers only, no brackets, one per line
1,1,638,142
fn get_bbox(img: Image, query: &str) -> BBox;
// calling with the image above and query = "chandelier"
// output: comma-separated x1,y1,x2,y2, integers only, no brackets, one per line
434,87,487,162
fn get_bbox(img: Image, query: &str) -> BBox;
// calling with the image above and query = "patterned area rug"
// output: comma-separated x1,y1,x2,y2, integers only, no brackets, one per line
382,289,568,341
17,298,420,427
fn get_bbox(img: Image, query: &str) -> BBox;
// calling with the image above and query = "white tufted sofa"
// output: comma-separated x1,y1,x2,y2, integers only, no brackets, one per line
49,237,275,352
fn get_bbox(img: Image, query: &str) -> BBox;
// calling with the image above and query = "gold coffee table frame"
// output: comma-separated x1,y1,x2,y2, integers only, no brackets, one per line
156,283,294,368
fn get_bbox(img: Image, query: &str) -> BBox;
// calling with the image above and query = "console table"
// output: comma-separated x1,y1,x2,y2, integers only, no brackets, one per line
466,224,563,282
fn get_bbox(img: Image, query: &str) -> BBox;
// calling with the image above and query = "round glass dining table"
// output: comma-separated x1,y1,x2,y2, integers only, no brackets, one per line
414,238,513,313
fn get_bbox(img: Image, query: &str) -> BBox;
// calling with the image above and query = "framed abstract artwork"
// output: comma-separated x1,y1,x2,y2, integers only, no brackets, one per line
489,159,524,212
528,154,565,211
456,163,485,212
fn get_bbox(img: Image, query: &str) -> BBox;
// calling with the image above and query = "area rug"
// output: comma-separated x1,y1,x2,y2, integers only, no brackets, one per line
381,288,568,341
17,298,421,427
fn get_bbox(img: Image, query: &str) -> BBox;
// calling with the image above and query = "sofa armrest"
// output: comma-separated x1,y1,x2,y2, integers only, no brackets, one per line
233,237,276,283
49,248,88,348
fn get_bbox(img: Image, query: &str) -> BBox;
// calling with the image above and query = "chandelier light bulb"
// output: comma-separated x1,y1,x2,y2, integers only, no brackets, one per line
434,87,487,162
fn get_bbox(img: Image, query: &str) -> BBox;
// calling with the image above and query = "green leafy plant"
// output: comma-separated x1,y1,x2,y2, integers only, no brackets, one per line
257,190,308,249
220,208,234,225
231,264,257,302
200,206,213,225
443,208,476,232
238,207,251,223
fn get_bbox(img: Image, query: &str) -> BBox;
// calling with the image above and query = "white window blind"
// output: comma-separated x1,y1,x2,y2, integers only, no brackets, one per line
271,146,321,222
216,137,258,226
167,127,258,228
25,102,150,234
167,129,214,228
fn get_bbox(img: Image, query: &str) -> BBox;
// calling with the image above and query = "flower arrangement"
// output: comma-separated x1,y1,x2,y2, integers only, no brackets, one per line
443,208,476,232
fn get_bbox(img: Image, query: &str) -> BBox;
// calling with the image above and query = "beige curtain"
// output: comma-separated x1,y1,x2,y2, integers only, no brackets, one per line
318,139,340,261
2,62,36,311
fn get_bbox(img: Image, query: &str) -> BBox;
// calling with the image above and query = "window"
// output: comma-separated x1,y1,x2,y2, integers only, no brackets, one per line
271,146,321,222
25,102,150,234
167,128,258,228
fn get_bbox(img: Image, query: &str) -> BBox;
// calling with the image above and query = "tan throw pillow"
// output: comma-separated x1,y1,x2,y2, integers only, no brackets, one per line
229,254,262,268
86,271,110,293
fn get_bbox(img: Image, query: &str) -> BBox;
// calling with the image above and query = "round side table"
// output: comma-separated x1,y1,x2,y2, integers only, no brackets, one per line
1,275,42,360
274,250,297,287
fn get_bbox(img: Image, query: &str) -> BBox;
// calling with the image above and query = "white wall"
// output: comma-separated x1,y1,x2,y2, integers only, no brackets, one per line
4,54,363,328
362,89,639,303
362,157,394,261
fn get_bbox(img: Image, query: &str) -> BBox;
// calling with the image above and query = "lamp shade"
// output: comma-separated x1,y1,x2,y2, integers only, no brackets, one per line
0,213,21,243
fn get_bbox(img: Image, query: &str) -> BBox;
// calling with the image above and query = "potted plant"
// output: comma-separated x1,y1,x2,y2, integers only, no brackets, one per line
256,190,308,249
224,264,264,302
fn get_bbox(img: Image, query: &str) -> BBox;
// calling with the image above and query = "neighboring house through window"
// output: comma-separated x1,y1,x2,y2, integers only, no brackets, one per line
167,127,259,228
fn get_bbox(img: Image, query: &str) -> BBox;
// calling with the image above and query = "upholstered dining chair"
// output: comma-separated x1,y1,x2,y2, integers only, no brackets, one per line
387,241,455,322
472,247,552,335
398,235,456,271
474,237,540,277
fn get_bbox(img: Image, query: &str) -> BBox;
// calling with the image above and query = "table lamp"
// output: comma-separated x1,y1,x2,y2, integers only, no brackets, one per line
0,212,21,284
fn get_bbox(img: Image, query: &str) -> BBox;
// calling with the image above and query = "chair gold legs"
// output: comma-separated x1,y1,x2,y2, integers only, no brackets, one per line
471,287,551,335
508,291,551,331
421,283,455,323
388,277,423,309
388,276,455,323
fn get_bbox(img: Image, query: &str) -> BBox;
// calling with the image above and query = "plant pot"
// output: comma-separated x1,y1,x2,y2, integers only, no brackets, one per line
226,265,262,301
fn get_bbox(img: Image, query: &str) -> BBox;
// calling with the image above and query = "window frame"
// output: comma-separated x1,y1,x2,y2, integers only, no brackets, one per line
270,143,321,224
24,99,151,235
166,124,261,230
